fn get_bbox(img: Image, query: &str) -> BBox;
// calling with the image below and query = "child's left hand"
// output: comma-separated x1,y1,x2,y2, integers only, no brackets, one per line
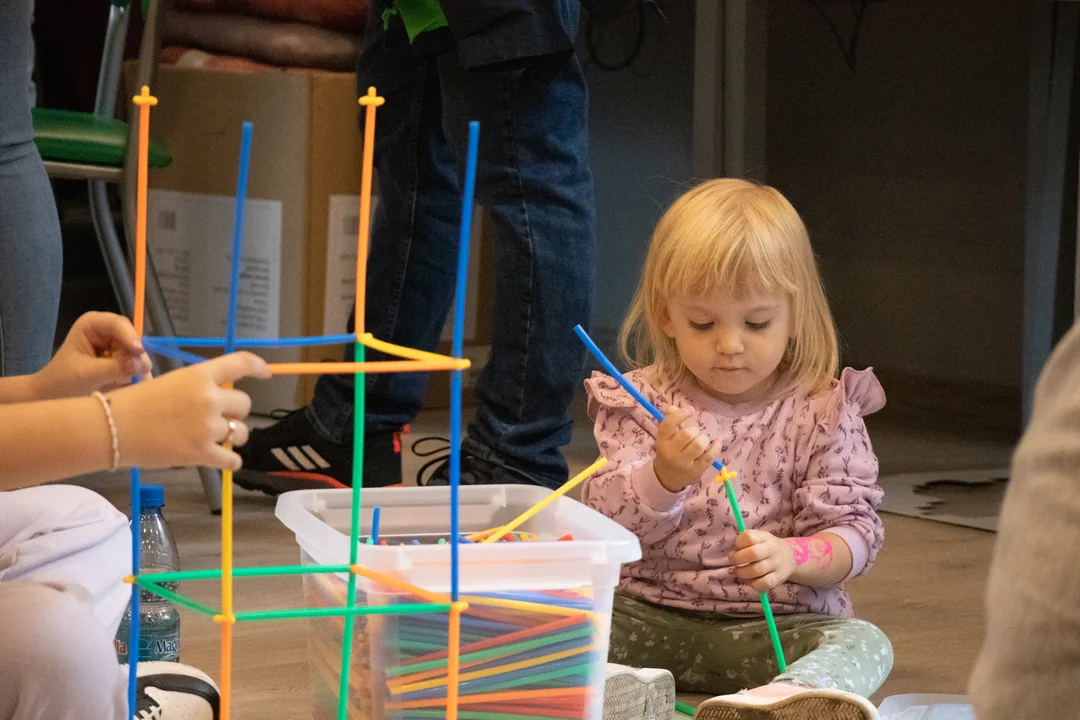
32,312,152,400
728,529,797,593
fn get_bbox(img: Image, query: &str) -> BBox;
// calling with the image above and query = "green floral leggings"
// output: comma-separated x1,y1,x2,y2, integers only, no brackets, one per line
608,593,892,698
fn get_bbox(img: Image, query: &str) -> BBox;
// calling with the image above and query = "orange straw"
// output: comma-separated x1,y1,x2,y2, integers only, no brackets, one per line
386,687,590,710
447,603,463,720
355,87,383,336
349,564,453,605
269,359,469,375
131,86,156,336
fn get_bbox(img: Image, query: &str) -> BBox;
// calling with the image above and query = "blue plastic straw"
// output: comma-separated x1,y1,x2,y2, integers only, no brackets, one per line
398,612,523,636
572,325,730,475
450,120,480,602
372,506,381,545
226,122,252,354
127,459,142,717
142,337,210,366
141,333,357,348
572,324,787,672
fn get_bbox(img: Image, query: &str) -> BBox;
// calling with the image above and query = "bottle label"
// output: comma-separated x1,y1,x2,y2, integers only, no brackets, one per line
153,636,180,659
115,627,180,662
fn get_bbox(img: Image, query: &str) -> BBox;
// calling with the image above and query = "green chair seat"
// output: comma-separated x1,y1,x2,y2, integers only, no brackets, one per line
32,107,171,169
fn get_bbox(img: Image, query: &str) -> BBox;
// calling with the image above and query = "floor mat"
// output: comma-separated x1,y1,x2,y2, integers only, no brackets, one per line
877,468,1008,531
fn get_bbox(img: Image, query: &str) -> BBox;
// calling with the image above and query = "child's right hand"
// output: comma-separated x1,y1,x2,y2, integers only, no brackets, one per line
105,352,272,471
653,406,724,492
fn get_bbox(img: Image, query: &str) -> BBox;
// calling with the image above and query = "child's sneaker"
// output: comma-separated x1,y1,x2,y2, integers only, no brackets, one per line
693,682,878,720
122,661,220,720
603,664,676,720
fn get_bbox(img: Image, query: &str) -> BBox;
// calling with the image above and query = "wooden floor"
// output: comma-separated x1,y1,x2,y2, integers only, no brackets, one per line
76,408,1012,716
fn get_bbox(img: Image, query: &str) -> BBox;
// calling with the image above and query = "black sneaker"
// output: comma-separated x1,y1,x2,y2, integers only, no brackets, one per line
412,436,545,487
235,408,405,495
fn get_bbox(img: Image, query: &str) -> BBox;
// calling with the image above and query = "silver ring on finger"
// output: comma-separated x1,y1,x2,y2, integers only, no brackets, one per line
222,419,238,447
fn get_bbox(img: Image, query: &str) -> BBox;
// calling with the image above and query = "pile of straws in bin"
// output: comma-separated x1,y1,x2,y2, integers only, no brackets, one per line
305,505,598,720
362,505,574,546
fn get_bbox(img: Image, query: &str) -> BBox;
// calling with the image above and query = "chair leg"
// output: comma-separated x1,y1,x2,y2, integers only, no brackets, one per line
89,180,224,513
198,464,224,515
144,250,224,514
88,180,134,318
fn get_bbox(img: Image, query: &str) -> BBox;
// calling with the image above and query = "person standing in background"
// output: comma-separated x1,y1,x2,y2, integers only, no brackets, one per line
239,0,597,493
0,0,64,376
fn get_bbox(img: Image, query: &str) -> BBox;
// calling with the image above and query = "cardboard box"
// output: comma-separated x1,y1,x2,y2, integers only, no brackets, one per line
126,64,491,413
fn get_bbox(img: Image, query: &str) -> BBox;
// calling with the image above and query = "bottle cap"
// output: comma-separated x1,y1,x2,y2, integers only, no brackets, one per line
139,484,165,509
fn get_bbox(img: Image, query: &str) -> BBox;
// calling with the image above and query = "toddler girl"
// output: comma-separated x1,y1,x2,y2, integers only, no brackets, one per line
583,180,891,720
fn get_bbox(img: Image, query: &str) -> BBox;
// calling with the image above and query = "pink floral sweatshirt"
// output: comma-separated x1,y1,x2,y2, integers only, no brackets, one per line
581,366,886,619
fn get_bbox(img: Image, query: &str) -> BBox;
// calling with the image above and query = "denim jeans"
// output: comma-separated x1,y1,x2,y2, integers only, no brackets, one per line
0,0,62,376
309,2,595,489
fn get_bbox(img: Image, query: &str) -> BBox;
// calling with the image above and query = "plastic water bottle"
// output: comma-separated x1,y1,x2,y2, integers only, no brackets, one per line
115,484,182,663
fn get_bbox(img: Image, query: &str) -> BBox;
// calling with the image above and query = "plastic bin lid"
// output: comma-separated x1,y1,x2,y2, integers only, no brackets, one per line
275,484,642,568
877,695,973,720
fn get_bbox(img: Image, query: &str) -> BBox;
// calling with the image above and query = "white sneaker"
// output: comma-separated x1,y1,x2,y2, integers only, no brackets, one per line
120,661,220,720
603,664,676,720
693,682,878,720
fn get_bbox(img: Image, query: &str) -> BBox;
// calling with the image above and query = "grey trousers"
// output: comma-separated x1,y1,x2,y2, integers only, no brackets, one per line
969,320,1080,719
0,0,63,377
0,486,131,720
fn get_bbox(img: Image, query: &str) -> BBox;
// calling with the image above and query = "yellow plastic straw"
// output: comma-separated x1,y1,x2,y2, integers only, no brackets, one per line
481,457,607,544
221,381,236,720
269,359,469,375
360,333,463,364
460,595,595,620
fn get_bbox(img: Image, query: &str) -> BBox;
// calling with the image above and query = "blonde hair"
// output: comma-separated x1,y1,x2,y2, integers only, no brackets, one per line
619,179,839,394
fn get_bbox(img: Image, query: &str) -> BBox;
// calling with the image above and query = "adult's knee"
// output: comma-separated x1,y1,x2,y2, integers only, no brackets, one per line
0,583,127,720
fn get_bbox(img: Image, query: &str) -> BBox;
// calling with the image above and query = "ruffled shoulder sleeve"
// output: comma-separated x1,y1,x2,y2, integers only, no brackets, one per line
814,367,885,432
841,367,885,416
584,367,672,420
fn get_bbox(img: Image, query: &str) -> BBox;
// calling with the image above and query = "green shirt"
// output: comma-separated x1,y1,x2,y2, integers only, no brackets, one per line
385,0,448,43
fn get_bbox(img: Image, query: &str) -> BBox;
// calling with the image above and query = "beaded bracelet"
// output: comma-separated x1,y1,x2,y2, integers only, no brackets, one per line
92,391,119,471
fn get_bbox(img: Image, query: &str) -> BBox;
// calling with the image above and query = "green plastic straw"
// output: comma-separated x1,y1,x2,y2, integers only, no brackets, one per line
387,627,595,678
339,341,366,720
722,478,787,672
674,701,696,716
399,639,450,653
235,603,453,622
135,564,353,583
136,580,218,616
474,663,590,694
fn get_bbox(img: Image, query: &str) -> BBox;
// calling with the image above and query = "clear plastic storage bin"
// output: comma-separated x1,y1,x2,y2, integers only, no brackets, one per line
276,485,642,720
878,694,974,720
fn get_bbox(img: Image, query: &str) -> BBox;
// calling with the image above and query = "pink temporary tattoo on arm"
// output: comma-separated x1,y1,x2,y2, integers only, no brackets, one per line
786,537,834,569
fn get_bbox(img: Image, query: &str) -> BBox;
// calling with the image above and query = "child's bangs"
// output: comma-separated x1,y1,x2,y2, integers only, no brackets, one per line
661,220,799,303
